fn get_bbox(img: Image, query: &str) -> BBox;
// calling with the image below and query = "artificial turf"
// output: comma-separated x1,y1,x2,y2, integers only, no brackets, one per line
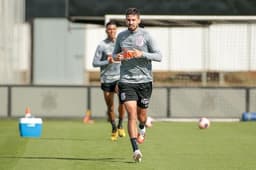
0,119,256,170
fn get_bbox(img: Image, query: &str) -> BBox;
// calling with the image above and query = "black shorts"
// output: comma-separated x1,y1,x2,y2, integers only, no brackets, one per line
101,81,118,92
118,82,152,108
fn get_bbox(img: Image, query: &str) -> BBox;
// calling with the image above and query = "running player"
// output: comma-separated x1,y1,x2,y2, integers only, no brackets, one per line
112,8,162,162
92,21,126,141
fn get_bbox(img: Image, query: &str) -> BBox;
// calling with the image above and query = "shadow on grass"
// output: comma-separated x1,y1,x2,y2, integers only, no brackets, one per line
39,137,90,142
0,155,134,163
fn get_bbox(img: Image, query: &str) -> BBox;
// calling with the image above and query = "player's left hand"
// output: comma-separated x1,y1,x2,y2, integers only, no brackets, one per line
132,48,143,58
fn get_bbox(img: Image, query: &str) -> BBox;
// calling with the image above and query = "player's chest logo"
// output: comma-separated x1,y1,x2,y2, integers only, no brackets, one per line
135,35,144,47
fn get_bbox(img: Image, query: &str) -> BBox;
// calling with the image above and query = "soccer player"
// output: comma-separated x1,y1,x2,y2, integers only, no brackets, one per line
92,21,126,141
112,8,162,162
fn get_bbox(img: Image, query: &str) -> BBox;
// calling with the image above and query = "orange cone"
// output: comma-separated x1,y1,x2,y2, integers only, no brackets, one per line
83,110,94,124
25,107,31,117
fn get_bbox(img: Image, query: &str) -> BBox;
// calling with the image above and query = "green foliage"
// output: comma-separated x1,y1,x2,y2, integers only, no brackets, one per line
0,119,256,170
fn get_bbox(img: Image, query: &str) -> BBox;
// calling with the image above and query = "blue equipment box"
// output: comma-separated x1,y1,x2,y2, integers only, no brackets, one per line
241,112,256,121
19,118,43,137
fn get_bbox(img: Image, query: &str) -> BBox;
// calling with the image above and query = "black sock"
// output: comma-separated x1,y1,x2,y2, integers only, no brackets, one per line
130,138,139,152
117,118,123,129
139,123,145,130
111,120,117,132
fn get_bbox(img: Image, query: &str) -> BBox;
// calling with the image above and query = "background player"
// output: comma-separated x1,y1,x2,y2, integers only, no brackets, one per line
92,21,126,141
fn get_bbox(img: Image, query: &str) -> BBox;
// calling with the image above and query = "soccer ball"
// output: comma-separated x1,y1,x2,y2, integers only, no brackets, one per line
198,117,210,129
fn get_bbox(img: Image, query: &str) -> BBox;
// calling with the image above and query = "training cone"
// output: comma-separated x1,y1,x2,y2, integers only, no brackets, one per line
83,110,94,124
25,107,32,118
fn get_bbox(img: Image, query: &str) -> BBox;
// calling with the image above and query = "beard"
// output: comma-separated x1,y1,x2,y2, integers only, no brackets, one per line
128,25,138,31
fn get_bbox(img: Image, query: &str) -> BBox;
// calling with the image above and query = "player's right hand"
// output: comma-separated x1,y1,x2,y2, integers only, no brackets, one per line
109,55,121,63
114,53,124,61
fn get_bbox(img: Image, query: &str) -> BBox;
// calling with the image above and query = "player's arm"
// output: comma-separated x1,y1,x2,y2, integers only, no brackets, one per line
141,35,162,62
112,35,124,61
92,45,109,67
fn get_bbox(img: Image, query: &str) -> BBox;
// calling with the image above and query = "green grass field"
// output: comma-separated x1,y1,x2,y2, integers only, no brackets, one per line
0,119,256,170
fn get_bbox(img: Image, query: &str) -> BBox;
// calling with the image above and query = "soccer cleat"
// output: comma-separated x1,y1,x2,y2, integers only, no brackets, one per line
111,131,118,141
133,149,143,162
118,128,126,137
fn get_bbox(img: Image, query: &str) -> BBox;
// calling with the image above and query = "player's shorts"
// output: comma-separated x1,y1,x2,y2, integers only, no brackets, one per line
118,82,152,108
101,81,118,92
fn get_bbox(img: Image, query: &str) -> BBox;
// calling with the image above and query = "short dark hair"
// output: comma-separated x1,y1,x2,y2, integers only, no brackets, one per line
125,8,140,16
105,20,117,28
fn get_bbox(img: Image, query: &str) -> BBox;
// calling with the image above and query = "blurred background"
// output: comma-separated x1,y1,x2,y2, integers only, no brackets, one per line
2,0,256,86
1,0,256,119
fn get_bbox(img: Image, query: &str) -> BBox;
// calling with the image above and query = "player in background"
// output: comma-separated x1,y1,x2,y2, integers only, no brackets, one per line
92,21,126,141
113,8,162,162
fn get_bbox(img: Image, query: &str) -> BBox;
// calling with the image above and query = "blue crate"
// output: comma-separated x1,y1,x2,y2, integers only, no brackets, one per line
241,112,256,121
19,117,43,138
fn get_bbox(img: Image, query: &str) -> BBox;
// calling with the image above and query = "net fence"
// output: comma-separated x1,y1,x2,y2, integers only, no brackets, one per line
104,15,256,86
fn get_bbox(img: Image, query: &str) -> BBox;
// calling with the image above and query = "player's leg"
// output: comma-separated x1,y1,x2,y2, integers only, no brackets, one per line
117,103,126,137
104,91,116,128
102,83,118,141
125,101,138,139
136,82,152,144
103,91,118,140
137,107,147,144
118,82,142,162
115,83,126,137
125,100,142,162
138,108,153,128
